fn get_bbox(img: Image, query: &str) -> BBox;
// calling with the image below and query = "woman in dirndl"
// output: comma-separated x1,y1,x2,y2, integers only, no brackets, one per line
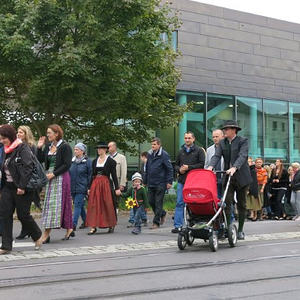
86,142,121,234
37,124,74,243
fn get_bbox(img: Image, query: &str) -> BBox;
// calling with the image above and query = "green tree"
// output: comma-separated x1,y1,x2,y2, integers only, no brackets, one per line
0,0,184,150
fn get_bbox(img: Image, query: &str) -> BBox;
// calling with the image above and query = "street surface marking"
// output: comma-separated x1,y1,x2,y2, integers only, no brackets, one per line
1,231,300,262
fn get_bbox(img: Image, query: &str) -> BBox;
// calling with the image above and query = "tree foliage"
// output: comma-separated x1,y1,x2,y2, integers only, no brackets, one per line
0,0,184,150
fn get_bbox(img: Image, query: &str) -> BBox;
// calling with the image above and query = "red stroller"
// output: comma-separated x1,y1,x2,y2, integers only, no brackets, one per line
177,169,237,252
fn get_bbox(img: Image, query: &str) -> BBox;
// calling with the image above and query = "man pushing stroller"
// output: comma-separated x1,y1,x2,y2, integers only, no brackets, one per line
208,120,252,240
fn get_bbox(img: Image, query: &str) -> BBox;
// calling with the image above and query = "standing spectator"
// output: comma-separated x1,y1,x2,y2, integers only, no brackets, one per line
69,143,92,232
37,124,73,243
285,165,296,220
290,163,300,220
172,131,205,233
208,120,252,240
0,124,43,254
205,129,224,199
140,151,148,181
246,157,259,221
122,172,148,235
144,137,173,229
86,142,121,235
108,141,127,191
16,125,41,240
255,158,268,220
128,152,148,227
269,159,289,220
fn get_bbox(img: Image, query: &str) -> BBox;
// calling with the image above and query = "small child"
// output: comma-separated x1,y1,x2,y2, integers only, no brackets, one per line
122,172,148,234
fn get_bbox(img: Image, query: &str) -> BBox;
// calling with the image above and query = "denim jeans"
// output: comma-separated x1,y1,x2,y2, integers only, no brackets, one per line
72,193,86,227
174,182,184,229
129,207,147,223
133,206,145,228
148,186,166,226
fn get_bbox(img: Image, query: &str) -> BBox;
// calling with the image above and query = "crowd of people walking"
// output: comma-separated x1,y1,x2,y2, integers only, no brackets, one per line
0,120,299,254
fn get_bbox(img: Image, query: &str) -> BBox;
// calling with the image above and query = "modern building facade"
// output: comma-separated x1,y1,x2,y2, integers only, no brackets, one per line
158,0,300,164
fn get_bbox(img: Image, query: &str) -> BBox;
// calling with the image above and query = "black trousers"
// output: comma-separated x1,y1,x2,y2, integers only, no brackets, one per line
224,177,248,219
148,186,166,226
0,184,42,251
270,188,286,217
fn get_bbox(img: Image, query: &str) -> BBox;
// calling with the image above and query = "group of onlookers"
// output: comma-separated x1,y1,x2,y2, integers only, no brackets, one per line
1,119,300,254
246,157,300,222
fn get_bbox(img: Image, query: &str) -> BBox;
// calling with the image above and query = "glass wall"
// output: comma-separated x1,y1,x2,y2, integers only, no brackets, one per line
237,97,263,158
289,102,300,162
263,99,288,162
158,90,300,164
207,93,234,146
176,91,206,148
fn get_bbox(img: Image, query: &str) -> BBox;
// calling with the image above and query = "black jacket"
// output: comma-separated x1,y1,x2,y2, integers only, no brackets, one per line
37,141,72,177
91,156,119,190
210,135,252,188
291,170,300,191
249,165,258,198
144,147,173,188
174,144,205,184
1,143,34,190
270,168,289,189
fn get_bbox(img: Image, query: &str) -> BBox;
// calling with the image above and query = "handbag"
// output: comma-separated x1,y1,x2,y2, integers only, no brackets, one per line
26,154,48,190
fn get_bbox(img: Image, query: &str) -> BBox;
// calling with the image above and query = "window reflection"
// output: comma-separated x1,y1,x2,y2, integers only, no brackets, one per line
263,99,288,162
237,97,263,158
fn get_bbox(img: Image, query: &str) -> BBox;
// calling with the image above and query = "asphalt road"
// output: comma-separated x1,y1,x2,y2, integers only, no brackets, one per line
1,214,300,300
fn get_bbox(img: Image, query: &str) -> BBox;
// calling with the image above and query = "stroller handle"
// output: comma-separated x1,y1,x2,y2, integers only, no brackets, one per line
206,174,232,228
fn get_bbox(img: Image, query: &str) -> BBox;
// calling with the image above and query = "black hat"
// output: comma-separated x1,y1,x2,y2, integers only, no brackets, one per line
95,142,109,149
221,120,241,131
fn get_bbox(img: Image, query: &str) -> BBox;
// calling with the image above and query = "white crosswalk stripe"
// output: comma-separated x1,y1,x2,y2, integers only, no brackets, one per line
0,231,299,262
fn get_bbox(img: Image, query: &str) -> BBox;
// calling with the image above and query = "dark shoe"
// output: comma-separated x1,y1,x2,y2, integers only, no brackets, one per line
171,228,180,234
108,227,114,233
88,228,97,235
131,227,141,235
62,230,75,240
237,231,245,240
42,236,50,244
16,231,30,240
79,222,86,229
160,214,167,225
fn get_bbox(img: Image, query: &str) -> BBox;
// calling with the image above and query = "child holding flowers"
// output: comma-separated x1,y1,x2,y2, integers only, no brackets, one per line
122,172,148,234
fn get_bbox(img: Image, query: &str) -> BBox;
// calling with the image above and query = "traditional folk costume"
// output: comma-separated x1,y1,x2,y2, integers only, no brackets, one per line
37,140,73,229
86,155,119,228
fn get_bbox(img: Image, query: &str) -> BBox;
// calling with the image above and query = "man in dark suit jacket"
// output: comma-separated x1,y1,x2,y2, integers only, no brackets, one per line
208,120,252,240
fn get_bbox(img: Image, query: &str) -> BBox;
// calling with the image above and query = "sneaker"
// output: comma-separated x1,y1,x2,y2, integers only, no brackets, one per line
142,220,148,227
127,222,134,228
237,231,245,240
131,227,141,235
171,228,180,234
160,214,167,225
150,223,159,230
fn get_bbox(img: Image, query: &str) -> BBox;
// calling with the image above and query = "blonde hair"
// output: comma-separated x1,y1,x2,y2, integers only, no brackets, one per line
18,125,35,147
291,162,300,170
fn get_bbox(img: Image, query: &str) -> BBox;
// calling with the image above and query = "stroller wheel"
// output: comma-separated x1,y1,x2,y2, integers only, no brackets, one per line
209,231,218,252
228,223,237,247
177,233,187,250
186,230,194,246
